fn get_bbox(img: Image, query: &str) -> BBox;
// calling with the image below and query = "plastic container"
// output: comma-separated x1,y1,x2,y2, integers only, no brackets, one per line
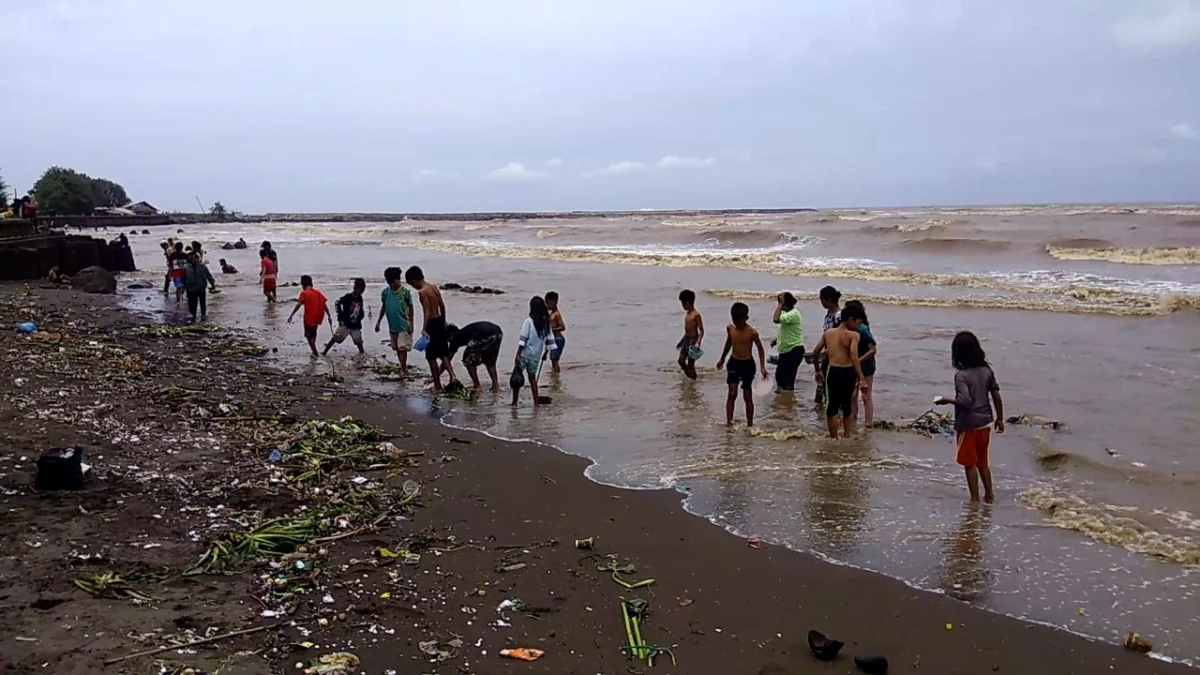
413,334,429,352
16,321,37,335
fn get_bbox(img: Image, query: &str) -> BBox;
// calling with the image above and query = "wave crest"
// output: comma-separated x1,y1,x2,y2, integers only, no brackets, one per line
1045,245,1200,266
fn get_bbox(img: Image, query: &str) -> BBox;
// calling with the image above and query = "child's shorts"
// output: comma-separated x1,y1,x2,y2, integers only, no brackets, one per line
304,324,319,340
549,335,566,362
389,331,413,352
331,326,363,345
725,357,756,390
956,426,991,468
173,277,185,290
518,355,540,376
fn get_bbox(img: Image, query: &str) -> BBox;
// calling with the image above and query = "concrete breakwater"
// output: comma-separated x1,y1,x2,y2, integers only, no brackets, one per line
0,221,136,281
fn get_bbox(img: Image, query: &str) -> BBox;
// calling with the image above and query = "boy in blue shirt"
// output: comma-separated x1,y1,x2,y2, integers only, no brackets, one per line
374,266,414,377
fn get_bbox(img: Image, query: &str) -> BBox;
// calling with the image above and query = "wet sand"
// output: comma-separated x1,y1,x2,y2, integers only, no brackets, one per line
0,286,1192,674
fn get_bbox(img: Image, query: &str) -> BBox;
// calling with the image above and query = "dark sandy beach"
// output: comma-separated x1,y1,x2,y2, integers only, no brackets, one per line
0,285,1189,674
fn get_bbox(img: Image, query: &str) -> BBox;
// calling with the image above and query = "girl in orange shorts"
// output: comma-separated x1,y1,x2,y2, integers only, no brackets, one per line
935,331,1005,503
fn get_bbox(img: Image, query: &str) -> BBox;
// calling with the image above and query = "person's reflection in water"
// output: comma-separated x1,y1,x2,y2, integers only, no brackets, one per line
799,436,873,560
937,503,993,604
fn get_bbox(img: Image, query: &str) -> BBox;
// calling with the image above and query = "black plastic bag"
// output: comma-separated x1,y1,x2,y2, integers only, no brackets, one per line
35,446,88,491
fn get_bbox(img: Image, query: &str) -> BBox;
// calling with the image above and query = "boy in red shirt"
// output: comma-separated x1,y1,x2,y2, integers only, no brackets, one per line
287,275,333,356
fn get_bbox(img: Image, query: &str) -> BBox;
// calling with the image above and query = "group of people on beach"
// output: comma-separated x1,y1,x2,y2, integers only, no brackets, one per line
166,241,1006,502
677,284,1004,502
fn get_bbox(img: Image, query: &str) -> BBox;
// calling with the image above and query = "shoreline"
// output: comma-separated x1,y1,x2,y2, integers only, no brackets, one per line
0,285,1190,674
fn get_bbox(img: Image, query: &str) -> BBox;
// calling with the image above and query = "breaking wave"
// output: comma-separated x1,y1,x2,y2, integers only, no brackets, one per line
897,237,1010,254
702,288,1199,317
1045,245,1200,266
1018,487,1200,565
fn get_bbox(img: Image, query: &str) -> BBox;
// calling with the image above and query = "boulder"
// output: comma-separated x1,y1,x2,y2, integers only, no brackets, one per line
232,240,249,250
220,242,235,250
176,228,185,233
141,229,151,234
127,281,153,290
71,266,117,294
129,229,139,235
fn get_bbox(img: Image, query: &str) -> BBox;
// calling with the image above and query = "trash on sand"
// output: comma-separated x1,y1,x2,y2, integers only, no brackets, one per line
678,598,694,607
854,654,889,674
1007,413,1065,431
16,321,37,335
945,623,953,630
1123,632,1153,654
35,446,91,491
419,638,462,661
74,571,157,602
267,448,282,463
807,630,844,661
574,537,595,550
304,651,360,674
596,560,655,589
497,598,524,612
871,409,953,436
746,538,762,549
498,562,527,573
499,648,544,661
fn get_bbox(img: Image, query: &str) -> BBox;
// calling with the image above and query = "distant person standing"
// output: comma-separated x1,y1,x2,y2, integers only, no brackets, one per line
260,241,279,273
183,251,217,321
259,250,278,303
936,331,1004,503
771,291,804,391
546,291,567,373
287,275,333,357
324,278,367,355
406,265,458,392
376,266,415,377
168,242,189,303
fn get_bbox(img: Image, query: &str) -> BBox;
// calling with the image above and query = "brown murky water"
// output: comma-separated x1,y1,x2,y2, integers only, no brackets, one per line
125,204,1200,663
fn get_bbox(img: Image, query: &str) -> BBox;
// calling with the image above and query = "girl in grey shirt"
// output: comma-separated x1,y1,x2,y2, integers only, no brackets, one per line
935,331,1005,502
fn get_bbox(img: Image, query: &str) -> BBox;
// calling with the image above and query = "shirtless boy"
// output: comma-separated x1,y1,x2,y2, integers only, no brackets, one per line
676,290,705,380
810,302,870,439
405,265,458,393
715,302,769,426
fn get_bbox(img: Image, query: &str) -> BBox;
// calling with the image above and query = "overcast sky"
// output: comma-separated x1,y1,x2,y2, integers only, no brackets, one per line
3,0,1198,212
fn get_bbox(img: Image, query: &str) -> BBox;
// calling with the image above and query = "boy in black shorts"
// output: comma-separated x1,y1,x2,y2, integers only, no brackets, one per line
715,302,769,427
810,302,869,439
448,321,504,392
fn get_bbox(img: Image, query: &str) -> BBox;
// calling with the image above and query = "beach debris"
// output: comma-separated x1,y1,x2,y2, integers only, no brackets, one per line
71,266,117,294
419,639,461,661
499,648,544,661
442,379,477,401
1007,413,1065,431
498,562,527,573
574,537,595,550
16,320,37,334
678,598,693,607
442,282,506,295
535,395,553,405
871,409,953,436
807,630,844,661
35,446,90,490
746,538,762,549
597,559,655,589
73,571,156,603
304,652,360,674
854,654,889,674
1123,632,1153,654
498,598,525,612
619,598,676,666
105,620,289,665
509,367,525,390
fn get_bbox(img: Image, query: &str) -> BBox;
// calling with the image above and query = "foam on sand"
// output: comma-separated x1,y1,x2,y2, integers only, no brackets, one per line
1018,487,1200,565
1045,245,1200,266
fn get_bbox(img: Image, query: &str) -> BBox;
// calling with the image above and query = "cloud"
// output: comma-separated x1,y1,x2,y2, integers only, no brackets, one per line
1113,2,1200,47
657,155,717,169
1170,122,1198,140
412,169,459,185
582,161,647,178
583,155,716,178
543,158,564,168
483,162,545,183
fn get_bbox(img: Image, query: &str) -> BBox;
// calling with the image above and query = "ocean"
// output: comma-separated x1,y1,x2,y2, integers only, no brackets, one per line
122,204,1200,662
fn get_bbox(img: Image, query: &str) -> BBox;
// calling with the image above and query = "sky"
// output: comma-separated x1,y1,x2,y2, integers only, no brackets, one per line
2,0,1199,212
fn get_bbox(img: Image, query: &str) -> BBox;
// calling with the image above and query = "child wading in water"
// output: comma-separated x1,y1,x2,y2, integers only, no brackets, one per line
814,285,842,404
513,296,553,407
810,302,869,439
546,291,567,373
715,302,769,426
375,267,414,377
676,290,705,379
843,300,877,425
936,331,1004,502
287,275,333,357
406,265,458,393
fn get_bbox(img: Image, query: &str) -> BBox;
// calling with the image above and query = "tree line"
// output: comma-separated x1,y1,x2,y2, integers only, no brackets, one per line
2,166,130,216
